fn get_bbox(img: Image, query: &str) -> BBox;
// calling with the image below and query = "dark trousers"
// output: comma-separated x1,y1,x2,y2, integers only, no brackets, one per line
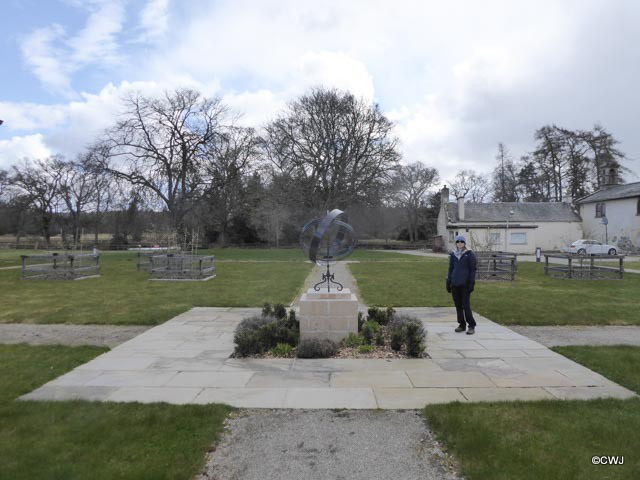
451,285,476,328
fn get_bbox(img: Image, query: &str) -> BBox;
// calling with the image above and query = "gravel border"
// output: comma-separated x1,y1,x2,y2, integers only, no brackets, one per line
195,409,462,480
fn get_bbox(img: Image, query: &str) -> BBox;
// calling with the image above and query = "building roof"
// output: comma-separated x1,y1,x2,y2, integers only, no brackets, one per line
575,182,640,204
445,202,581,224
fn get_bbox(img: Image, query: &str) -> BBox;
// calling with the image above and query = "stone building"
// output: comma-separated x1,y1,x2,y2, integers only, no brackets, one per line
436,186,583,254
575,164,640,252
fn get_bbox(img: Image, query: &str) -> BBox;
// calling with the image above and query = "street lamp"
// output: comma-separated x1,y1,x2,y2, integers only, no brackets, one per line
505,209,514,252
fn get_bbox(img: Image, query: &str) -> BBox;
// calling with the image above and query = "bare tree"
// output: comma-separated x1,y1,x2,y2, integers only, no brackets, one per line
449,169,491,203
84,144,116,243
102,88,229,245
262,87,401,212
57,156,101,246
202,126,259,246
391,162,439,242
10,158,63,246
492,143,519,202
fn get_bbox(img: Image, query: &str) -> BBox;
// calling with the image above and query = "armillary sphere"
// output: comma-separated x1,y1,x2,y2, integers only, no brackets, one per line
300,209,357,292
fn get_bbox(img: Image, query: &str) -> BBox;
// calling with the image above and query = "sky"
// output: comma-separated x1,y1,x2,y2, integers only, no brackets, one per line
1,0,639,185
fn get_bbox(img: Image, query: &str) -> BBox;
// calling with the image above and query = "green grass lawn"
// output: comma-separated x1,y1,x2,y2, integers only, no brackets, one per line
553,345,640,394
349,261,640,325
0,252,312,325
425,345,640,480
0,250,51,267
0,344,232,480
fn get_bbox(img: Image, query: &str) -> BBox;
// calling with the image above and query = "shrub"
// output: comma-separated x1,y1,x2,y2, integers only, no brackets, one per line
388,314,425,355
262,303,273,316
357,311,365,331
404,320,426,357
273,303,287,319
361,320,379,345
297,338,338,358
390,330,404,351
341,332,363,348
282,309,299,331
367,306,395,325
385,306,396,323
234,313,298,357
375,331,385,346
358,344,374,353
234,329,263,357
271,343,294,357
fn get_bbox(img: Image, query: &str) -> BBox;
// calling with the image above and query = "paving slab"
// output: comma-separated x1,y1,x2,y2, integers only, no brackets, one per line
107,386,203,404
374,388,467,408
460,387,556,402
331,370,413,388
544,386,637,400
18,306,637,408
284,387,377,409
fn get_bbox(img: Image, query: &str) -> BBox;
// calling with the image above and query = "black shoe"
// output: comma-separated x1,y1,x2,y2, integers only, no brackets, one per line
455,326,466,333
466,327,475,335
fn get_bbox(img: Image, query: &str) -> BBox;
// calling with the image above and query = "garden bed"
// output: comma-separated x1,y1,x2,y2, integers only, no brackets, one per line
233,304,427,359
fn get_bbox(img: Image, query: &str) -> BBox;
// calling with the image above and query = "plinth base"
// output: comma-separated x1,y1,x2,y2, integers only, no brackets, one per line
299,288,358,343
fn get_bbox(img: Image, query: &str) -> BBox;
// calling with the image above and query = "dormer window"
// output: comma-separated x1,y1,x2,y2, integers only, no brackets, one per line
595,202,606,218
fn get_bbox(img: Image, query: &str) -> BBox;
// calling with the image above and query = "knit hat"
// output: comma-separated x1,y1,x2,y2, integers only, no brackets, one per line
454,235,466,243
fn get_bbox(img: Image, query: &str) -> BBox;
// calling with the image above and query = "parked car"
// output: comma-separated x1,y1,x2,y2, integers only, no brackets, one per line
563,239,617,256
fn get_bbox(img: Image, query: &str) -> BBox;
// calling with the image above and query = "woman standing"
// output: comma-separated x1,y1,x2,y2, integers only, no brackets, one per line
446,235,477,334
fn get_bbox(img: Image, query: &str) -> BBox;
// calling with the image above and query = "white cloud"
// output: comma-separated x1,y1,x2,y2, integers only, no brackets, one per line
296,51,375,101
0,134,52,168
137,0,170,42
7,0,640,182
20,0,126,96
20,24,73,96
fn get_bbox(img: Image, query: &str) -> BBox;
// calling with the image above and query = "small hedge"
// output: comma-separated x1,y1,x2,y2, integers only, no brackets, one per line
297,338,338,358
234,304,299,357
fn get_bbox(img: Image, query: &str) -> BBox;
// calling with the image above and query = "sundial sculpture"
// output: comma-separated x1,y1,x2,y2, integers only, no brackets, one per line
300,209,357,292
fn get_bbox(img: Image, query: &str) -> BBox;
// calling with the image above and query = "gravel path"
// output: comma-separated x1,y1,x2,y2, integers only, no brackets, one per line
195,409,461,480
510,325,640,347
0,324,150,348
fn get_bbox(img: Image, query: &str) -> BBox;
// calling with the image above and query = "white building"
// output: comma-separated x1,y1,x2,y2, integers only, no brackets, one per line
436,186,583,254
575,166,640,252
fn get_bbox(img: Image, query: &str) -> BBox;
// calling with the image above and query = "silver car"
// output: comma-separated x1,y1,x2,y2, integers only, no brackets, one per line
564,239,617,256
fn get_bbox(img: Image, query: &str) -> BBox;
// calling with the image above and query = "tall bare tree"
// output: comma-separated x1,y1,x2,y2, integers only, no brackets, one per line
262,87,401,212
492,143,519,202
449,169,491,203
102,88,229,245
202,126,259,245
392,162,439,242
10,158,63,246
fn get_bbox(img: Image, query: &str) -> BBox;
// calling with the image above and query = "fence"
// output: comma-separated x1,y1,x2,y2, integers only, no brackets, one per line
21,253,100,280
148,254,215,281
475,252,518,281
136,248,183,271
544,254,625,280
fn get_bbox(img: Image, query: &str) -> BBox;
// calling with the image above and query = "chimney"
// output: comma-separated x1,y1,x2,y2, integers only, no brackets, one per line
440,186,450,207
457,196,465,221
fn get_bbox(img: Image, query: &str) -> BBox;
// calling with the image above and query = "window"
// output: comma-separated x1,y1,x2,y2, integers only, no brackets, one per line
595,202,606,218
448,230,454,242
490,233,501,245
510,232,527,245
637,197,640,216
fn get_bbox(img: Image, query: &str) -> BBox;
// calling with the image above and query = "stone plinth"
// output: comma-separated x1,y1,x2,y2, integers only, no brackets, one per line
299,288,358,343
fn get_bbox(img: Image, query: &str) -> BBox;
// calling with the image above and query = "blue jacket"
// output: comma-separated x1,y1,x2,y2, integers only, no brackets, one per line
447,250,477,287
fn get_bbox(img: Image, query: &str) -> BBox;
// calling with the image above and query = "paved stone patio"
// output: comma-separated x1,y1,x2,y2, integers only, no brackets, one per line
20,306,636,408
